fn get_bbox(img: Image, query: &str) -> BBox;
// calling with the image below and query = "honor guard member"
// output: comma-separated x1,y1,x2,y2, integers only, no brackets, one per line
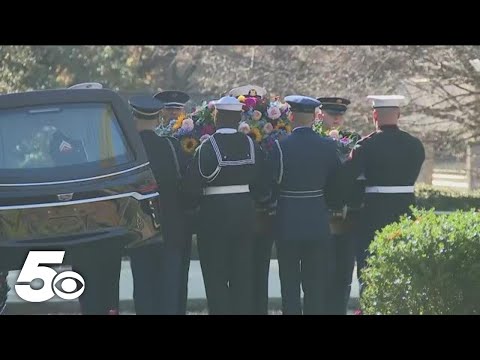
154,89,192,314
183,96,270,315
317,97,362,315
154,90,191,126
337,95,425,299
128,95,189,315
229,85,274,315
268,95,341,315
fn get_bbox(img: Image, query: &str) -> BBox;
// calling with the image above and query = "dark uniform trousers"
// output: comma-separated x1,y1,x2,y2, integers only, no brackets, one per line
269,127,342,315
330,231,355,314
129,131,190,315
72,242,123,315
197,194,256,314
129,234,190,315
252,211,275,315
277,237,333,315
183,130,269,315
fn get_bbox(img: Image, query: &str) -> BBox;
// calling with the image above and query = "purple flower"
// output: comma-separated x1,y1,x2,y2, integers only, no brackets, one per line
245,97,257,109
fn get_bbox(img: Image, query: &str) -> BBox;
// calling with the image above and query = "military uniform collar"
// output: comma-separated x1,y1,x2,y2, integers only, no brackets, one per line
292,126,312,133
379,124,399,131
215,128,237,134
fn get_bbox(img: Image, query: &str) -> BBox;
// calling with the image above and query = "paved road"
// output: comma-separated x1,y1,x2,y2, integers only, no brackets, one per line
5,260,360,304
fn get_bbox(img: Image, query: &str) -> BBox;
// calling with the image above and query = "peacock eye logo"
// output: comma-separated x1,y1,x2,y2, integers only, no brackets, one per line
15,251,86,303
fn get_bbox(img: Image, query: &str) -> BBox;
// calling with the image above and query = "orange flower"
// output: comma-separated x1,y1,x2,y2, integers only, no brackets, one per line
173,113,186,131
249,127,262,142
181,136,199,153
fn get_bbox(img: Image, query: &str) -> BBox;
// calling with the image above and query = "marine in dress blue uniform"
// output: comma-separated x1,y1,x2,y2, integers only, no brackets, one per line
336,95,425,302
128,95,190,315
268,95,341,315
183,96,270,315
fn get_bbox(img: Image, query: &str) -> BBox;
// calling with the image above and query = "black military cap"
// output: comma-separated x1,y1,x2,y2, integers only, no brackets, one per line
128,95,164,120
317,97,351,115
153,90,190,109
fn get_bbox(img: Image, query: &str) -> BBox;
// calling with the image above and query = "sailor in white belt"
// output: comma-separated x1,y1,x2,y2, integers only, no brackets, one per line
182,96,270,315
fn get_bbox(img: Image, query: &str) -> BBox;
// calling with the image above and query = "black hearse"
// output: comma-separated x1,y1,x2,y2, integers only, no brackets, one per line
0,86,161,269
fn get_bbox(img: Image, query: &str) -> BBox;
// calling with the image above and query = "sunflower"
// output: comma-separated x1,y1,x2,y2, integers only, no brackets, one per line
173,113,186,131
181,136,199,154
275,121,292,133
248,127,263,143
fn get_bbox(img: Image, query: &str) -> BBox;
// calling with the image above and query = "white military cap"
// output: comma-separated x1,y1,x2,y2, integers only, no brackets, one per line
367,95,405,108
68,82,103,90
228,84,267,98
213,96,244,111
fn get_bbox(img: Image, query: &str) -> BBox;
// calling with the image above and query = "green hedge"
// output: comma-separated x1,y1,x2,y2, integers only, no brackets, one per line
415,184,480,212
361,208,480,315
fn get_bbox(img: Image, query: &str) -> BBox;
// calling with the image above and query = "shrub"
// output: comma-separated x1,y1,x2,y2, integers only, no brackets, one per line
415,184,480,212
361,208,480,315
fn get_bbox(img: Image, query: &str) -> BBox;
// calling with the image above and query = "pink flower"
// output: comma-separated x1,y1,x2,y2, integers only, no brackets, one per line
181,118,194,131
263,122,274,134
252,110,262,121
244,97,257,108
199,134,211,143
267,106,281,120
238,122,251,134
329,130,340,139
208,101,216,110
201,124,215,135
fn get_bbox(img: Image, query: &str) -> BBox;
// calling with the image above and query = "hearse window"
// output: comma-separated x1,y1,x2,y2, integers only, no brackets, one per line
0,103,133,170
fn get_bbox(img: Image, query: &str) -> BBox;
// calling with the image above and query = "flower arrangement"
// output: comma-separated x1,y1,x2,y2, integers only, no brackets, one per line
313,120,361,163
236,94,293,151
156,112,199,155
155,92,294,155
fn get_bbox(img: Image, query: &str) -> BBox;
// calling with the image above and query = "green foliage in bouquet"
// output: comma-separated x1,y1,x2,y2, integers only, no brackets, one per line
361,208,480,315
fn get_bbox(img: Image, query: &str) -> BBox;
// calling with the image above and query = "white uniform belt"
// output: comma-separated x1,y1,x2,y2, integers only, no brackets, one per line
365,186,415,194
203,185,250,196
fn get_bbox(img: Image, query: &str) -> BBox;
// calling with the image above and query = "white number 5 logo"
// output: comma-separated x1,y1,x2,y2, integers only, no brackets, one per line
15,251,85,303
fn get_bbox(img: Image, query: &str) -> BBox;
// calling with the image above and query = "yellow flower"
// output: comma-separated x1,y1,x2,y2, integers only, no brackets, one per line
249,127,263,143
276,121,292,133
238,95,246,103
173,113,186,131
181,136,199,154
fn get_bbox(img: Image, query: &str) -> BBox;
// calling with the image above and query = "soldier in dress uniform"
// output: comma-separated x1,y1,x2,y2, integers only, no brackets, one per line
182,96,270,315
229,84,274,315
128,95,189,315
268,95,341,315
317,97,362,315
153,90,192,314
154,90,191,127
337,95,425,307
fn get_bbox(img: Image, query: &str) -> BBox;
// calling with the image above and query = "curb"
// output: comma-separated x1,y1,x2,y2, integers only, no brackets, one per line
3,297,361,315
